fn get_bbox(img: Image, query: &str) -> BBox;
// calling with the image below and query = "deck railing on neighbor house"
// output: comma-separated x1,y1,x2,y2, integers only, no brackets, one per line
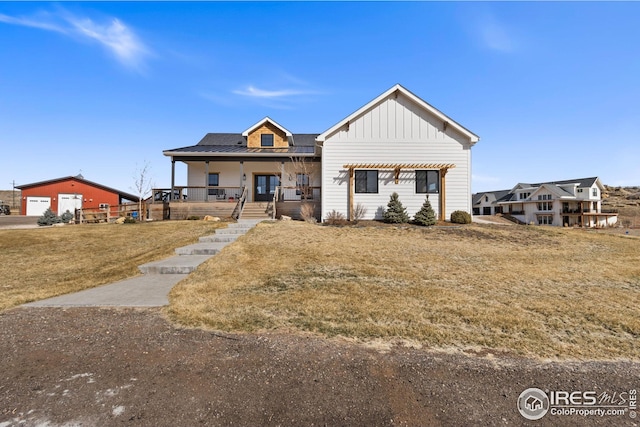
151,187,243,203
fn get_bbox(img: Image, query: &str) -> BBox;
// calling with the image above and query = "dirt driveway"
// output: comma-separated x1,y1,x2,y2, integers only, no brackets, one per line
0,216,38,229
0,307,637,427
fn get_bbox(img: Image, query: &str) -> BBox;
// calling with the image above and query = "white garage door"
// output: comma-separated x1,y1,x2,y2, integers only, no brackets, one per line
58,194,83,216
26,197,51,216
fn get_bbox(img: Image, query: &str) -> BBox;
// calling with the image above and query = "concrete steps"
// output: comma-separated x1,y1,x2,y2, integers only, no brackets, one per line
138,255,212,274
24,220,262,308
175,242,227,255
240,202,272,220
137,220,259,275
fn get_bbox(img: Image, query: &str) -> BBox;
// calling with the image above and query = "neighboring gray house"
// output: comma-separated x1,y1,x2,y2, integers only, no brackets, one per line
472,190,510,216
473,177,618,227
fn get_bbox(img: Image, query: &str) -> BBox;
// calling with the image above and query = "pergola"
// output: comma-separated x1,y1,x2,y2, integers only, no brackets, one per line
342,163,456,220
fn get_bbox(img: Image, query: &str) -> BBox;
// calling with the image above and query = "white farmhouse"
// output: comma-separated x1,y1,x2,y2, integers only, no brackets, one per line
161,84,480,222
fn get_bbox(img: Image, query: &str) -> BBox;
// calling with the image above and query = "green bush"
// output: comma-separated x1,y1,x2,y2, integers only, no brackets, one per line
37,208,61,226
383,192,409,224
414,196,436,226
450,210,472,224
60,210,74,223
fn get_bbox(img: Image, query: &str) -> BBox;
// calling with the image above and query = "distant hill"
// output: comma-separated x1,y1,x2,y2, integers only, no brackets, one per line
603,185,640,228
0,190,20,212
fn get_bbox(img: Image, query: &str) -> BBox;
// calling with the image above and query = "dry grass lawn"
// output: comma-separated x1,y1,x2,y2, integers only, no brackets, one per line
168,221,640,360
0,221,224,310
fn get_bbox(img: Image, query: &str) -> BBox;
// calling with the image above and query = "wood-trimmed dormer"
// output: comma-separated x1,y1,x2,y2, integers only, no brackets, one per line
242,117,292,149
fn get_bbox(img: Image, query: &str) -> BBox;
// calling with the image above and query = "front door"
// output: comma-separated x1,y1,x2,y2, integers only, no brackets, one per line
254,175,280,202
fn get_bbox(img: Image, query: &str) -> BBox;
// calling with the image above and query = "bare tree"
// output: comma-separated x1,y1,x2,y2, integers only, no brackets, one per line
285,156,319,201
132,162,154,221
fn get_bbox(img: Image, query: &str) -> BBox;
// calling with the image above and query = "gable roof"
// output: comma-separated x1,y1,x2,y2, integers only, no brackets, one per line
316,84,480,145
472,189,511,205
529,183,575,199
16,175,140,202
510,177,600,193
242,117,292,138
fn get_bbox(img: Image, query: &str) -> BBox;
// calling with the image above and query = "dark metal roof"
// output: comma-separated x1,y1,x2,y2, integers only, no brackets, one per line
164,133,320,156
530,177,599,188
472,190,511,205
166,145,315,155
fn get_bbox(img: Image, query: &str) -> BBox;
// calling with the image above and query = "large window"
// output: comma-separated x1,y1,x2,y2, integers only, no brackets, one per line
261,134,274,147
208,173,221,197
538,215,553,225
416,170,439,194
355,170,378,193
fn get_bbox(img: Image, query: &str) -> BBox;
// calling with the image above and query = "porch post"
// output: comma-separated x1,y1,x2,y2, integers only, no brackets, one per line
170,159,175,200
240,161,244,188
205,161,209,202
348,167,354,221
440,168,447,221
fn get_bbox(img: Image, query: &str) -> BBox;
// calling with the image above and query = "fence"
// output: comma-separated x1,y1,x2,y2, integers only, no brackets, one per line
75,203,143,223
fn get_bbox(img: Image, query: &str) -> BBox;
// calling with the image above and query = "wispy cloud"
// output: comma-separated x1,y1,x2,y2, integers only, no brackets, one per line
66,16,150,71
233,85,317,99
0,12,66,33
0,9,151,72
475,13,516,53
228,82,322,109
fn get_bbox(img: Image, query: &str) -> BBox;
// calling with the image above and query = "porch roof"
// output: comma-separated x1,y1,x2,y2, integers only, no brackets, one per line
163,132,319,157
164,145,316,157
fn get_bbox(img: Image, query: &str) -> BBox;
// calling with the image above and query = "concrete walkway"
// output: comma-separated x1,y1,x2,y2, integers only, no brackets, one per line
24,220,262,308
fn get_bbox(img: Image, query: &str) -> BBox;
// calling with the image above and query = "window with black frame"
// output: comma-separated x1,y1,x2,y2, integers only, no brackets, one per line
415,170,439,194
261,134,274,147
355,170,378,193
208,173,222,197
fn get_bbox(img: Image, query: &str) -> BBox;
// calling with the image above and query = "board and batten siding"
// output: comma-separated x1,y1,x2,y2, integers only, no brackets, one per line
321,93,473,221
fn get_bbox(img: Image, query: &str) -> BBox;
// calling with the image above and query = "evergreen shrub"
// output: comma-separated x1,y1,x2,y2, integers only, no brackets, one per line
383,192,409,224
450,210,472,224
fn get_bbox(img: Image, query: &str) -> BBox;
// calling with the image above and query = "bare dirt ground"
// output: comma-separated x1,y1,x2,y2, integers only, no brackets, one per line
1,308,638,427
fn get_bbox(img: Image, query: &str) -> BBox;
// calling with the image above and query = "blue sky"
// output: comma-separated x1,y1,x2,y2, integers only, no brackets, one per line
1,2,639,196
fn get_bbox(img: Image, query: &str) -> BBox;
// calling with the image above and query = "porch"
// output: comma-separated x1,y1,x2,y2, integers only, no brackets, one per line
150,185,321,221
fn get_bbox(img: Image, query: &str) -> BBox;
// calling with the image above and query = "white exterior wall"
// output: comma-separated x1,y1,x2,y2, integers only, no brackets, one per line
475,194,501,215
187,161,243,188
321,93,472,221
